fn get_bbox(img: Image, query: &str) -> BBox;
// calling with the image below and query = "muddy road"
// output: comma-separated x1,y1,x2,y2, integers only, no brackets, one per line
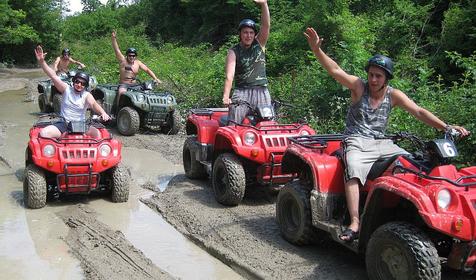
0,68,472,280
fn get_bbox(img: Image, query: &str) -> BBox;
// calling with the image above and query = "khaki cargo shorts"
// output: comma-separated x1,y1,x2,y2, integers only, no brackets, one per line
343,136,409,186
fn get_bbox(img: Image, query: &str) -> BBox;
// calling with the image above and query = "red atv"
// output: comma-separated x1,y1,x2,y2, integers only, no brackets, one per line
183,100,315,206
276,131,476,279
24,114,130,209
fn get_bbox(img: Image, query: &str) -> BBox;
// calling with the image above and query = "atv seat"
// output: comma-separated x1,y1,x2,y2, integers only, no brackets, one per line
331,149,401,181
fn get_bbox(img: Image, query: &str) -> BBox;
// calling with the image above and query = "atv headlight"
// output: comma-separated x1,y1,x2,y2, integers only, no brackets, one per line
136,94,145,102
300,130,310,136
437,189,451,209
99,144,112,157
243,131,257,146
166,95,174,104
42,144,55,157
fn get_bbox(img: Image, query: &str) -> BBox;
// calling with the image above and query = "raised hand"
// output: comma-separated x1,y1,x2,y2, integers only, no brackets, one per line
34,45,47,62
304,27,323,52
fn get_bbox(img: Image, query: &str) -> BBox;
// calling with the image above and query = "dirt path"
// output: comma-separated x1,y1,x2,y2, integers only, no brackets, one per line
1,67,472,280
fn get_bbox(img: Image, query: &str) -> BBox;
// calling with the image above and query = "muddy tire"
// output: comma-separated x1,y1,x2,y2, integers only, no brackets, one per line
23,164,47,209
117,106,140,136
276,180,316,245
212,153,245,206
53,94,62,113
183,137,207,179
366,222,440,280
110,164,130,203
38,94,47,113
162,110,181,135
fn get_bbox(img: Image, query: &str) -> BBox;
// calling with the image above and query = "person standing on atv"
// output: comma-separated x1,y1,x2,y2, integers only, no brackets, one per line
222,0,271,124
111,30,163,111
35,45,111,139
53,48,86,75
304,27,469,242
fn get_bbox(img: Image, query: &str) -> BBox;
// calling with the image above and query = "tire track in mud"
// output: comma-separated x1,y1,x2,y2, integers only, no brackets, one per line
58,204,173,280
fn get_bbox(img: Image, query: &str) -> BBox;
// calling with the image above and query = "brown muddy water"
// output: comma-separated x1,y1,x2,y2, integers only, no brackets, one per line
0,69,243,279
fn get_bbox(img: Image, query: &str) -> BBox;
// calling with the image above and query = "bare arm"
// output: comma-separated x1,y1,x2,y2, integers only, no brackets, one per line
35,46,67,93
393,89,469,136
70,57,86,68
111,31,125,62
139,62,162,84
86,94,111,121
222,49,236,106
304,27,362,101
255,0,270,47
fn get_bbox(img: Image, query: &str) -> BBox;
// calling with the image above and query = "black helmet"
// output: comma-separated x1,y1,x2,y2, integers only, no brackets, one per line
365,54,394,79
126,48,137,56
62,48,70,55
238,19,257,33
72,72,90,88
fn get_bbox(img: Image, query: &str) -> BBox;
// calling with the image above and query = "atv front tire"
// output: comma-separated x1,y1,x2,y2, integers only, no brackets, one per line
162,110,180,135
110,164,130,203
23,164,47,209
276,180,316,245
366,222,440,280
117,106,140,136
183,137,207,179
212,153,245,206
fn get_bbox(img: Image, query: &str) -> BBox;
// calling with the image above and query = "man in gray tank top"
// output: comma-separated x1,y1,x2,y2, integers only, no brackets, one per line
304,27,469,242
222,0,271,125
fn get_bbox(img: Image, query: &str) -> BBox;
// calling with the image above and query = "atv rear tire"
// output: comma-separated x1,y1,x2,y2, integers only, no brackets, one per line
183,137,207,179
53,94,62,113
23,164,47,209
276,180,316,245
162,110,180,135
38,94,47,113
366,222,440,280
111,164,130,203
117,106,140,136
212,153,245,206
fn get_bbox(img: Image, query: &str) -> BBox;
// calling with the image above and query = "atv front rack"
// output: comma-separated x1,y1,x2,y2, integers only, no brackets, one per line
40,135,112,145
57,163,100,194
289,134,345,149
393,166,476,191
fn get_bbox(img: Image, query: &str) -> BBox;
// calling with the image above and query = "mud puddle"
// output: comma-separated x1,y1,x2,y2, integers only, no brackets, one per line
0,72,243,279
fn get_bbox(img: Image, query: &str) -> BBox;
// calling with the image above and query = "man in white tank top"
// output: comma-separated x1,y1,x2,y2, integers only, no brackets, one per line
34,45,110,138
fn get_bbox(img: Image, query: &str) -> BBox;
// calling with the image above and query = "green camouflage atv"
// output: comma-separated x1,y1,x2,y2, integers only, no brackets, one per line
37,69,98,113
90,81,180,136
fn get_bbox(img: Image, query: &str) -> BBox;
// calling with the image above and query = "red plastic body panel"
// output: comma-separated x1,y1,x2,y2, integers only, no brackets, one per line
28,126,122,192
283,136,476,241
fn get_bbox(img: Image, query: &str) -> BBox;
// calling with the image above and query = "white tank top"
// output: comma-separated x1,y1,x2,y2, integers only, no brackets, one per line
60,86,90,122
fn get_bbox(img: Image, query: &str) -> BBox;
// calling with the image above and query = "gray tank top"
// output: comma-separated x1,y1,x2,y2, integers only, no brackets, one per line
344,81,393,139
232,39,268,88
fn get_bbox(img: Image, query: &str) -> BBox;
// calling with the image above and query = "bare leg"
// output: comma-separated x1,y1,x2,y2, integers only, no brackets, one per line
40,125,62,138
86,126,101,139
116,86,126,112
341,178,360,240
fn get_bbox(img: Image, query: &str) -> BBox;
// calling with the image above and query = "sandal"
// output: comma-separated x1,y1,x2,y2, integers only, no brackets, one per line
339,228,359,242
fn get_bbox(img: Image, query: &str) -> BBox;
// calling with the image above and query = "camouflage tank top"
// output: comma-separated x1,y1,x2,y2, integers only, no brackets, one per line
344,81,393,139
232,39,268,88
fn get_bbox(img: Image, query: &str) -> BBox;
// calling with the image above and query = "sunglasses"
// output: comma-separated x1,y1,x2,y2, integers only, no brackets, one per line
73,80,86,86
127,54,136,57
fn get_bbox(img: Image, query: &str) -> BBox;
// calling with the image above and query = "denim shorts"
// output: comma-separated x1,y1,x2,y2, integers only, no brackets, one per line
53,121,68,134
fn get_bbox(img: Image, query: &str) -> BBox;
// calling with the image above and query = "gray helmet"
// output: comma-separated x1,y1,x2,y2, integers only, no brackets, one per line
238,19,257,33
126,47,137,56
365,54,394,79
62,48,70,56
72,72,90,88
